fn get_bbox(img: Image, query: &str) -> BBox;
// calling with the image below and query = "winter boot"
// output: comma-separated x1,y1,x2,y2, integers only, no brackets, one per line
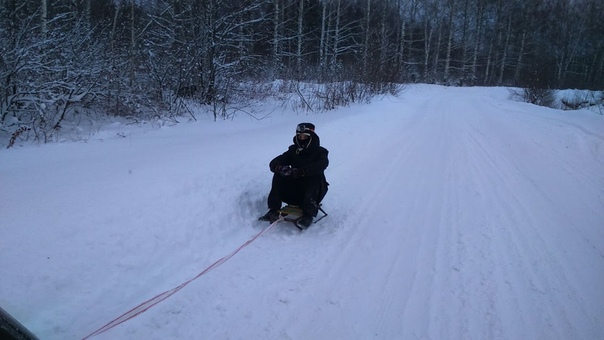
296,215,313,229
259,209,280,223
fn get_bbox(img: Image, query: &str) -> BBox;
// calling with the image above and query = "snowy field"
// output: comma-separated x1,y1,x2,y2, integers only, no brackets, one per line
1,85,603,339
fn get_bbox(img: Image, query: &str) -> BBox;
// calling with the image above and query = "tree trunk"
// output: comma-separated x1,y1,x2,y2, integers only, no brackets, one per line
443,2,454,84
319,0,327,79
470,0,484,84
484,39,493,85
40,0,47,35
423,16,432,82
332,0,342,75
459,0,469,83
85,0,91,24
272,0,281,79
363,0,371,80
379,0,388,78
111,3,121,49
130,0,136,87
296,0,304,79
433,24,442,81
497,14,512,85
513,29,527,84
398,19,406,77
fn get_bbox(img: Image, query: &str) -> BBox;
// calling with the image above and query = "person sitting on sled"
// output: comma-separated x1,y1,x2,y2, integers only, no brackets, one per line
259,122,329,229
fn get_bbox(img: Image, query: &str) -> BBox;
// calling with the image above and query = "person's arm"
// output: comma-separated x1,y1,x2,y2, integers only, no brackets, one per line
298,148,329,176
269,150,291,172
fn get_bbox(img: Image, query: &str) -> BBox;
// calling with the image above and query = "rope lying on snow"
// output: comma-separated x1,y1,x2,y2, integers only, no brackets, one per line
82,218,282,339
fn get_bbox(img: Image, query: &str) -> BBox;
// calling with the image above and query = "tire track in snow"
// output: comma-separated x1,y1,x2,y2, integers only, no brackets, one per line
301,92,485,338
459,97,603,339
205,89,603,340
357,89,604,339
272,96,456,339
303,106,429,338
402,92,505,339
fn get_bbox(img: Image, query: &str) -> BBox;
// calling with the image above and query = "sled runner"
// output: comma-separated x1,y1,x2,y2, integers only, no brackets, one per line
259,205,328,230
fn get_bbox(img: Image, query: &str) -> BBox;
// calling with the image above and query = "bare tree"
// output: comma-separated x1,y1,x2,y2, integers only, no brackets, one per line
296,0,304,78
442,0,456,84
362,0,371,79
272,0,282,79
40,0,47,34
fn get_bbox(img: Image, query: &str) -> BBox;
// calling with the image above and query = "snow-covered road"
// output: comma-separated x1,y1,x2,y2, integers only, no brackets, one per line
1,85,603,339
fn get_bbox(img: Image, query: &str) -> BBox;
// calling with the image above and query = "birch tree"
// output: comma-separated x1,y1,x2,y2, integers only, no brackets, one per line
296,0,304,78
442,0,456,83
40,0,47,34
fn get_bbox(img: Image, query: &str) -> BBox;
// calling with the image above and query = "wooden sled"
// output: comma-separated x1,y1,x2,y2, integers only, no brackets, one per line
278,205,328,229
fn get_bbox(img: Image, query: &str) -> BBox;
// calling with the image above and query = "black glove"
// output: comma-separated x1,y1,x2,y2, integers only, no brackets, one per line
292,168,305,179
275,165,292,177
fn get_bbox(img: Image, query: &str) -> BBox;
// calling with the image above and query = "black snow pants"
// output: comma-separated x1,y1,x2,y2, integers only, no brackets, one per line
268,174,328,217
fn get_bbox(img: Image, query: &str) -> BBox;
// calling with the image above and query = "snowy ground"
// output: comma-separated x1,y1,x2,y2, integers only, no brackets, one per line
1,85,603,339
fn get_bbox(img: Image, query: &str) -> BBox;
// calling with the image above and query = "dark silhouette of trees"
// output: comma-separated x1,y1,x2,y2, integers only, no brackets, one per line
1,0,602,145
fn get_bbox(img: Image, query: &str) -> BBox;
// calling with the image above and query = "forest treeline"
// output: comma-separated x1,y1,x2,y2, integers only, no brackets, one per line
1,0,602,145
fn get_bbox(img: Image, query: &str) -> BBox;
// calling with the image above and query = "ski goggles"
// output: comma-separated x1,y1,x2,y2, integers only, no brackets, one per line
296,123,315,135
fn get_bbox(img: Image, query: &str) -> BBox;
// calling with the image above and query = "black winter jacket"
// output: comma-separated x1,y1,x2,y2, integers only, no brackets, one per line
269,131,329,178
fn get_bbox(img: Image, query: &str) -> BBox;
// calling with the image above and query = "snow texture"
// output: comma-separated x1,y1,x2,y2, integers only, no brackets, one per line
1,85,603,339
